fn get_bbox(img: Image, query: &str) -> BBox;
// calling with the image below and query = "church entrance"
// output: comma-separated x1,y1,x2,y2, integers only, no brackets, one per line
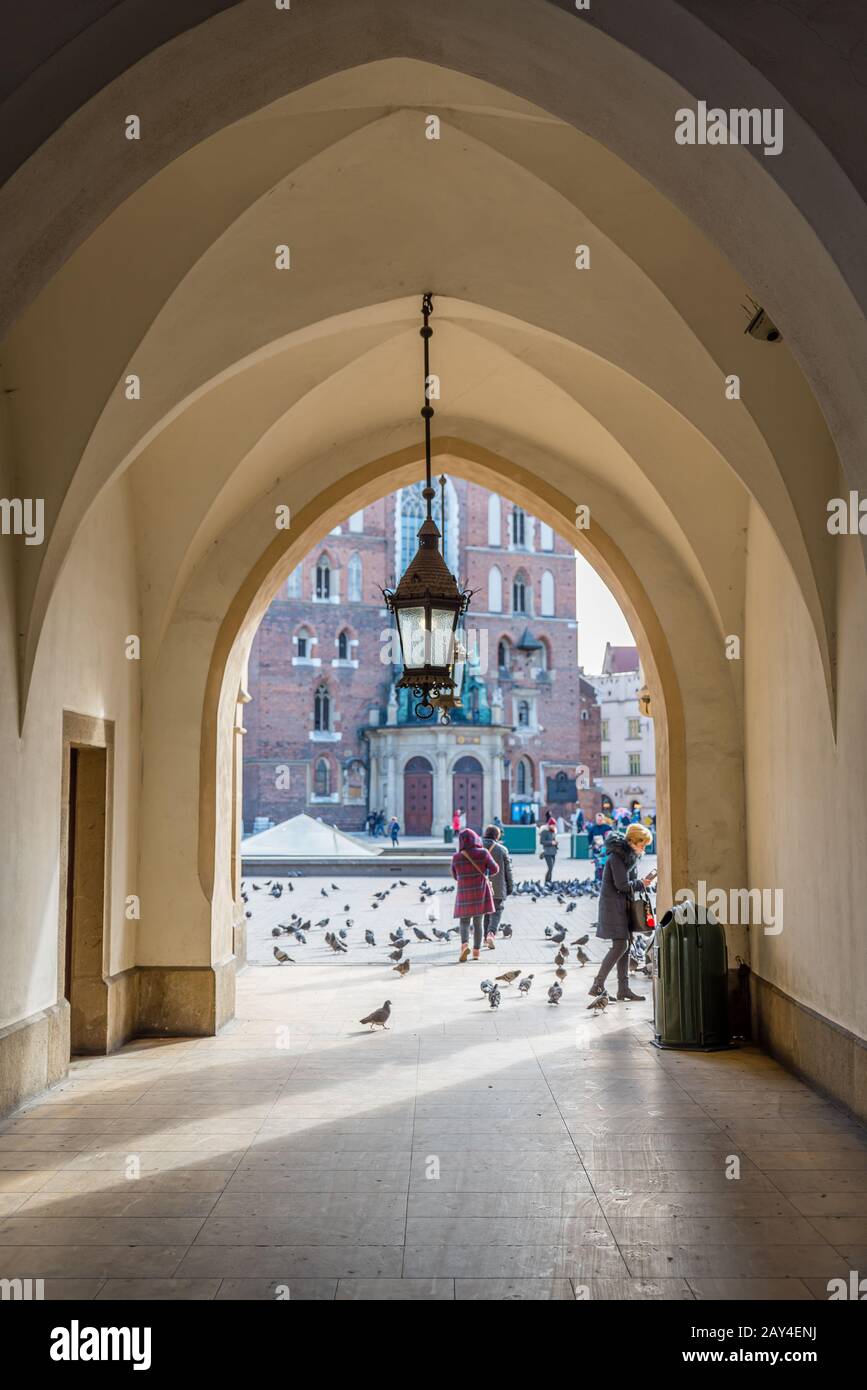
453,755,484,833
403,756,433,835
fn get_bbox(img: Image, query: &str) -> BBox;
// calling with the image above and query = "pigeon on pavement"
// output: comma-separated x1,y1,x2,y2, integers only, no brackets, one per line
487,984,501,1009
587,994,609,1012
365,930,376,947
547,983,563,1005
273,946,294,965
393,959,411,977
496,970,521,985
413,927,432,941
360,1001,391,1030
518,974,534,995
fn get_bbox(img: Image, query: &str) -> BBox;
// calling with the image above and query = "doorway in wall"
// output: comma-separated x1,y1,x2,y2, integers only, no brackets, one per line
404,756,433,834
453,755,484,833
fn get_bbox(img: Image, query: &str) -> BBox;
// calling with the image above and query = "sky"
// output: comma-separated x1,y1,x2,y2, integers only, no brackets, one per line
575,551,635,674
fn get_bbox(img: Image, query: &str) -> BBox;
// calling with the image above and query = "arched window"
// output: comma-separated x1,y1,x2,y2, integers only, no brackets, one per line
348,552,362,602
314,684,330,731
400,480,457,574
513,572,528,614
337,630,349,660
488,565,502,612
516,757,532,795
315,556,330,600
536,638,549,671
511,507,526,547
488,494,501,546
541,569,555,616
498,639,511,670
539,522,554,551
517,699,530,726
296,626,314,659
287,565,302,598
314,757,331,796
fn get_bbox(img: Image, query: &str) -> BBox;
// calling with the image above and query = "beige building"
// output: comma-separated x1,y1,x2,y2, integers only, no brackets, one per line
589,645,657,815
0,3,865,1139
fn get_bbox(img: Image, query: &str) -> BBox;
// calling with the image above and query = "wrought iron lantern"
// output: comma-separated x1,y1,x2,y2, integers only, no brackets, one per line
381,294,472,720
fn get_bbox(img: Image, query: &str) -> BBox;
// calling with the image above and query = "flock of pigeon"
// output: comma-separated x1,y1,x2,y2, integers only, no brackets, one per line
245,871,654,1031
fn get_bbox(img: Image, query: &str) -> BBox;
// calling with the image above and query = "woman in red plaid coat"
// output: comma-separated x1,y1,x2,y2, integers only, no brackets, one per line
451,827,498,962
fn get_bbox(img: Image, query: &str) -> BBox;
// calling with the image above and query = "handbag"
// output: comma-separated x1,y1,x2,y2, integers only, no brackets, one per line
627,882,652,935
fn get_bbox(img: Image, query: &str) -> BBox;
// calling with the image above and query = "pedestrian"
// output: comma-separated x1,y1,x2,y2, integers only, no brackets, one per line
452,807,462,835
493,814,503,833
388,815,400,846
366,812,375,836
482,823,514,949
589,823,655,1002
539,820,558,885
375,810,386,837
451,827,497,962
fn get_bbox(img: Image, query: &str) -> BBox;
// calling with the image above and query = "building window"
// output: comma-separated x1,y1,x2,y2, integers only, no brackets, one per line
601,755,610,776
337,631,349,660
628,717,641,739
314,757,331,796
314,684,331,731
348,510,364,533
348,552,362,602
511,507,526,547
512,573,528,614
540,570,555,616
516,758,532,795
539,522,554,550
601,719,610,741
298,633,308,658
488,494,501,546
629,753,641,775
498,639,510,670
488,565,502,612
400,481,455,574
517,699,530,727
315,557,330,600
287,565,302,598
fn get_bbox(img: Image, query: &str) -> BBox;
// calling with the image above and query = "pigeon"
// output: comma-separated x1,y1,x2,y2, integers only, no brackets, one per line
388,945,408,962
393,959,411,977
371,903,379,909
487,985,501,1009
270,884,283,898
432,928,449,942
547,983,563,1005
566,902,576,913
544,926,554,939
413,927,432,942
587,994,609,1013
389,929,405,944
316,918,330,928
245,910,252,919
345,918,354,929
571,934,589,946
575,946,590,967
554,949,566,967
404,919,418,929
287,882,293,891
555,966,567,983
399,880,408,887
480,979,495,994
365,930,376,947
360,1000,391,1030
517,974,534,995
271,927,282,938
273,947,294,964
252,883,261,891
338,929,348,940
496,970,521,985
331,883,340,891
321,889,328,897
551,927,567,944
343,904,351,913
293,932,307,945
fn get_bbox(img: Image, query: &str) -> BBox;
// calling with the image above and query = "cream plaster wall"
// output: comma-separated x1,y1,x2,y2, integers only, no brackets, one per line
745,501,867,1040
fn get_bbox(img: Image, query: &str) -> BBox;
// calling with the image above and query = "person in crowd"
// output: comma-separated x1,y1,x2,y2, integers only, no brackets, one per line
589,822,655,1001
452,807,462,835
493,814,503,833
388,815,400,846
539,819,558,885
375,810,386,836
587,812,611,850
481,823,514,949
591,834,607,886
366,812,376,836
451,827,498,962
573,808,586,834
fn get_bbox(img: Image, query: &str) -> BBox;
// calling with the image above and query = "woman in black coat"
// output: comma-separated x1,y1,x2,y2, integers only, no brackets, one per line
589,823,655,1001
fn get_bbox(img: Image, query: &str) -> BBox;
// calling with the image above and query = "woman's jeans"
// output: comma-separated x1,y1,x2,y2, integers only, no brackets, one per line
595,938,630,993
484,900,504,937
543,852,556,885
459,916,485,949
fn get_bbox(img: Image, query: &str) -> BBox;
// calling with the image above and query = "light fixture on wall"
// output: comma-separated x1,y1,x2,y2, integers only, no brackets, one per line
382,294,472,721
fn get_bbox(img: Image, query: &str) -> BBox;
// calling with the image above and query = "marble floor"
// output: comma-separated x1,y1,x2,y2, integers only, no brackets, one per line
1,872,865,1300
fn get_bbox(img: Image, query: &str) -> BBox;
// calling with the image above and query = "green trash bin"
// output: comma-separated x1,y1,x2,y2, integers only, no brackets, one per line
571,832,590,859
653,901,730,1050
443,826,454,845
501,825,536,855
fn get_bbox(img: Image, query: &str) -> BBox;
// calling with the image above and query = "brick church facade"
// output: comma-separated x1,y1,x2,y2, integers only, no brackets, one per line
243,479,603,834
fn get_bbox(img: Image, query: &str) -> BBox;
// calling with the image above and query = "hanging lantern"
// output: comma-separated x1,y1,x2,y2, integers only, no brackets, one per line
382,294,472,720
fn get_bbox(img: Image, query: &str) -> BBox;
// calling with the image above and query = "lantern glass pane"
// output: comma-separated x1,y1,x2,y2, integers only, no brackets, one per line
398,606,426,669
430,606,456,667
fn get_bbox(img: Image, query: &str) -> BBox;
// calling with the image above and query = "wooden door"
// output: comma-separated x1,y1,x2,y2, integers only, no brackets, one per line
453,757,484,833
404,758,433,834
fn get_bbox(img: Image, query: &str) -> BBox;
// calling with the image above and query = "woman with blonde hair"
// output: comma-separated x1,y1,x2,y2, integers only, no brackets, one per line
589,821,656,1001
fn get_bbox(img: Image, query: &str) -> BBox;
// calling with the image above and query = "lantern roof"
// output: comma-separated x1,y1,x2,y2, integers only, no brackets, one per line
392,518,465,604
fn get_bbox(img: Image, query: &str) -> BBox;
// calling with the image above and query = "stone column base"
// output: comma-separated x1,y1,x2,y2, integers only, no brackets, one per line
752,973,867,1124
0,1002,69,1115
135,956,237,1038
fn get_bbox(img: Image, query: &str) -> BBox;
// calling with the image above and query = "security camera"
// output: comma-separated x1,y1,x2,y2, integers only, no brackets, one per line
743,298,782,343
